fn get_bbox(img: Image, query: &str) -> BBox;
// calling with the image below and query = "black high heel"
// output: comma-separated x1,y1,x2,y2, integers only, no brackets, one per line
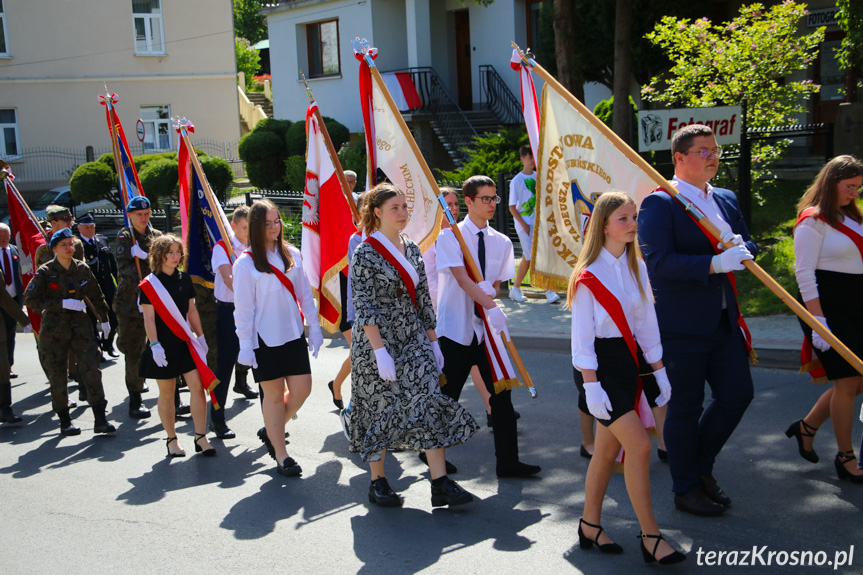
194,433,217,457
327,380,344,410
578,519,623,554
579,445,593,459
835,450,863,483
165,436,185,458
639,532,686,565
785,419,819,463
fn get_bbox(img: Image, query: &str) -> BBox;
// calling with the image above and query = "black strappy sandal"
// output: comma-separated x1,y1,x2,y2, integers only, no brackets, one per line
194,433,217,457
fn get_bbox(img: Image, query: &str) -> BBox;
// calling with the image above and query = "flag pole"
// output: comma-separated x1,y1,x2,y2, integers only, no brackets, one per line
300,71,361,224
511,43,863,377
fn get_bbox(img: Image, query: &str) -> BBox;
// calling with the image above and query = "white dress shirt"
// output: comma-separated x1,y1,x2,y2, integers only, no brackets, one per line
233,244,320,351
436,218,515,345
422,241,439,311
794,215,863,302
211,237,246,303
0,246,16,298
571,248,663,371
672,176,732,237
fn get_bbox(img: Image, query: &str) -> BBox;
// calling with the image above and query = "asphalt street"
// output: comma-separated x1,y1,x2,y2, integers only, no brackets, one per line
1,334,861,574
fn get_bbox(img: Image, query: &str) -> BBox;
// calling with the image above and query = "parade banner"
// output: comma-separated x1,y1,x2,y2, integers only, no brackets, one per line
510,49,540,161
99,93,145,227
184,162,232,288
531,85,656,291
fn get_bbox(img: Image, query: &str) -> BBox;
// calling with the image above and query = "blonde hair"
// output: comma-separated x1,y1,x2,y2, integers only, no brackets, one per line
149,234,185,274
565,191,645,309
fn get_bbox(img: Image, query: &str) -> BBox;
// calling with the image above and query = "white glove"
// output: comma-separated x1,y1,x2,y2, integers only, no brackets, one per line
374,347,397,381
653,367,672,407
196,334,209,357
430,340,445,372
130,244,148,260
137,304,144,314
583,381,613,420
237,346,258,368
478,281,496,298
711,245,753,274
150,342,168,367
487,306,510,340
716,230,744,251
62,299,87,312
23,324,33,334
308,325,324,359
100,321,111,335
811,315,831,352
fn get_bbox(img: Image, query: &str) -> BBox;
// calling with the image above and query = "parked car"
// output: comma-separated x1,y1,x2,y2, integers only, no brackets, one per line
3,186,116,226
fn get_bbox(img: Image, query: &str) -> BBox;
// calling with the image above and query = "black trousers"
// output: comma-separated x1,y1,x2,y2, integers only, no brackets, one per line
1,308,16,367
211,302,240,426
439,335,519,465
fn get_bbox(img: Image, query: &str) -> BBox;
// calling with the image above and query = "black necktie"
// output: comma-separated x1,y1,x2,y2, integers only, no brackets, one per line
475,231,486,319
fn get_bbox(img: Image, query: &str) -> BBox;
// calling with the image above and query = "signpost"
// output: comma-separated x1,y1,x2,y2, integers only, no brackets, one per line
136,119,145,143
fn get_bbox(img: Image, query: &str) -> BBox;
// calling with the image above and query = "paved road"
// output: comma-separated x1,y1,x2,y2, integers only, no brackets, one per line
1,327,860,574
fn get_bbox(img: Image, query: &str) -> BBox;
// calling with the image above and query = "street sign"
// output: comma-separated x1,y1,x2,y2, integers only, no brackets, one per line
637,105,742,152
136,120,145,142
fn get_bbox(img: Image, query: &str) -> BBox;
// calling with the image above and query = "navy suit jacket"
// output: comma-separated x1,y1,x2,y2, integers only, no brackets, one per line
638,187,758,338
2,245,24,306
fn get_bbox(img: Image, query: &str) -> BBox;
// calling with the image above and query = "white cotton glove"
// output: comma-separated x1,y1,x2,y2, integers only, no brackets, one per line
374,347,397,381
711,245,753,274
130,244,148,260
811,316,831,352
653,367,672,407
430,340,445,372
100,321,111,336
237,345,258,369
717,230,744,251
23,324,33,334
583,381,613,420
137,304,144,314
478,281,496,298
196,334,209,357
150,343,168,367
487,306,510,340
308,325,324,359
62,299,87,312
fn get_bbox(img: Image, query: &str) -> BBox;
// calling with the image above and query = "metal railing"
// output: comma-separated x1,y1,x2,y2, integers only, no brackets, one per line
478,65,523,126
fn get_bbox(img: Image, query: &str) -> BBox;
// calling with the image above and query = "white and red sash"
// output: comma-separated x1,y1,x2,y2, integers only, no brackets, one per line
215,239,234,265
576,270,656,470
138,274,220,409
364,231,419,307
244,250,305,323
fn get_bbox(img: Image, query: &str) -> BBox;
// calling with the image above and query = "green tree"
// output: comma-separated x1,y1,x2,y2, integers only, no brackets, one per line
200,155,235,202
69,162,116,206
235,36,261,91
138,158,179,207
438,126,528,182
233,0,267,45
836,0,862,99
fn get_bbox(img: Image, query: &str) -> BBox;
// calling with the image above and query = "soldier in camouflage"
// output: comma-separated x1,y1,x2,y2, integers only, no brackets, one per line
34,205,84,266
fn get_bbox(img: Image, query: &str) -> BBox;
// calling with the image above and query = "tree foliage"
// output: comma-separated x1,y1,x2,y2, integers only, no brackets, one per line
138,159,179,207
235,36,261,91
836,0,863,94
200,155,235,201
233,0,267,45
438,127,528,182
69,161,115,205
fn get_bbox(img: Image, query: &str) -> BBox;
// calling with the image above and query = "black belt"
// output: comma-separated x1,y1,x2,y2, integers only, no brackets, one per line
216,301,235,308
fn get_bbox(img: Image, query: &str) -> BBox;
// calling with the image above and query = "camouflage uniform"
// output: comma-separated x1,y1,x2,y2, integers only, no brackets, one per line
0,268,30,420
25,258,109,415
35,237,84,267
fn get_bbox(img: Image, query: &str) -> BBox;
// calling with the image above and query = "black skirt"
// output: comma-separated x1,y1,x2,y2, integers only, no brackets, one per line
798,269,863,381
139,341,197,379
252,335,311,382
573,338,657,425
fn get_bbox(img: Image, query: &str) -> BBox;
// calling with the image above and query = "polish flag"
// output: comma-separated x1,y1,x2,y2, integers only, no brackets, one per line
381,72,422,111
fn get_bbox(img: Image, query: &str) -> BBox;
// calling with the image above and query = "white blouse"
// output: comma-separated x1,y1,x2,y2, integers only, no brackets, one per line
233,244,320,351
794,215,863,302
571,248,663,371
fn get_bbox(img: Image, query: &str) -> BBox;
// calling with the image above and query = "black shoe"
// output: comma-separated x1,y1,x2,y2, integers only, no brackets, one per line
141,382,150,393
835,450,863,483
577,518,623,554
674,488,725,516
78,389,88,404
515,410,521,420
175,402,191,416
431,476,473,507
368,477,403,507
486,412,493,427
165,436,186,458
9,372,17,379
277,456,302,477
580,444,593,459
105,346,120,358
785,419,819,463
418,451,458,474
59,413,81,436
258,427,276,460
0,408,22,424
327,380,344,410
699,474,731,507
639,532,687,565
194,433,217,456
67,399,78,410
208,421,236,439
657,448,668,462
496,461,541,478
92,409,116,434
233,383,259,400
128,392,151,419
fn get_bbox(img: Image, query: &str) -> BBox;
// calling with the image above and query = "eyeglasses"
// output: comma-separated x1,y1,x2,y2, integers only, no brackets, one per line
682,147,723,160
840,182,861,193
470,195,501,205
264,220,282,229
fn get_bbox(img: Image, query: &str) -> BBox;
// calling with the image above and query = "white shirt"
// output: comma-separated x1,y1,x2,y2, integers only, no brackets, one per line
794,215,863,302
211,237,246,303
233,244,320,351
671,176,732,237
0,246,16,298
509,171,537,228
422,242,438,312
571,248,662,371
436,218,515,345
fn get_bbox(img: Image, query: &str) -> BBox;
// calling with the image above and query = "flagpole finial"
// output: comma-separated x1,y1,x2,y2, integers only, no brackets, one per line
172,116,194,134
352,37,377,69
0,159,10,180
299,70,315,104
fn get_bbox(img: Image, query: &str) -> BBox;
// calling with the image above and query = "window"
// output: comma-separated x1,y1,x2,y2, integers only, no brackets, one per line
0,109,19,158
132,0,165,55
0,0,9,57
140,105,171,152
307,19,340,78
526,1,544,52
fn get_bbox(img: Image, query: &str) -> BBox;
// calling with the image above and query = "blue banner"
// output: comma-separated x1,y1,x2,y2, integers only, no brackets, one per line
116,132,140,227
185,169,223,286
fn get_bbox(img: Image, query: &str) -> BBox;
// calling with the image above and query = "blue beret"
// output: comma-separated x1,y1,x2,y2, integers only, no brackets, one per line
77,213,95,225
127,196,151,212
50,228,74,249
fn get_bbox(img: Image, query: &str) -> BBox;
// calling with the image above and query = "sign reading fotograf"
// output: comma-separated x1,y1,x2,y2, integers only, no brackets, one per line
637,106,741,152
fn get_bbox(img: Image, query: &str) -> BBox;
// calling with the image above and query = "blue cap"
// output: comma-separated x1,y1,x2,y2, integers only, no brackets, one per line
127,196,151,212
50,228,74,249
77,213,95,225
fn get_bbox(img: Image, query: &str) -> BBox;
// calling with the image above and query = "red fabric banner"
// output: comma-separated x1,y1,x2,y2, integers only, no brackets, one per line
3,174,45,333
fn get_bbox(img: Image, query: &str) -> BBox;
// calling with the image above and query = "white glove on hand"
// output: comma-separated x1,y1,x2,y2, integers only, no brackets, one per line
237,346,258,368
487,306,510,340
711,245,753,274
196,334,209,357
150,343,168,367
62,299,87,312
653,367,672,407
130,244,148,260
430,340,445,372
374,347,397,381
308,325,324,359
100,322,111,336
478,281,496,298
811,315,831,352
717,230,744,251
23,324,33,334
583,381,613,420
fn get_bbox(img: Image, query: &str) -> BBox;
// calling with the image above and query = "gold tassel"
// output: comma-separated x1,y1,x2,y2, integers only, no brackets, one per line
645,425,658,439
749,348,759,365
612,461,625,474
493,377,523,394
529,272,569,293
438,373,447,387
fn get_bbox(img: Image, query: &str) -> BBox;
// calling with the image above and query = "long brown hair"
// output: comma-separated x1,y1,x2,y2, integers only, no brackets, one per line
248,199,294,274
565,191,646,309
797,155,863,226
359,182,405,235
149,234,184,275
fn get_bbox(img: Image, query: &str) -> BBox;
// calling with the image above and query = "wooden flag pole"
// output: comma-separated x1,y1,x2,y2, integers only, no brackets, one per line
512,43,863,378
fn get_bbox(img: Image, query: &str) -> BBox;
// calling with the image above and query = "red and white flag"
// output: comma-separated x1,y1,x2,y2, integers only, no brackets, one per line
380,73,422,111
301,103,355,333
511,49,541,162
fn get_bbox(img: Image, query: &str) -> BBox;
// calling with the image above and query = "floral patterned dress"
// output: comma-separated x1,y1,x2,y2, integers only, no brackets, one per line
349,236,478,462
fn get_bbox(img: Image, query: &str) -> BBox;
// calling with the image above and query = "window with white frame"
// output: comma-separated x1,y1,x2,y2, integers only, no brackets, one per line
132,0,165,55
0,0,10,57
307,19,340,78
0,109,19,158
140,106,171,152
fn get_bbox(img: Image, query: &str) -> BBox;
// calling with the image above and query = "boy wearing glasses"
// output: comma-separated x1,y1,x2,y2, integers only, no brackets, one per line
435,175,541,478
639,124,758,517
35,206,83,266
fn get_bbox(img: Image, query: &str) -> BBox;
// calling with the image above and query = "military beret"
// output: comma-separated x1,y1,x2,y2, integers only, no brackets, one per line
46,205,71,219
50,227,74,249
127,196,151,212
77,213,95,225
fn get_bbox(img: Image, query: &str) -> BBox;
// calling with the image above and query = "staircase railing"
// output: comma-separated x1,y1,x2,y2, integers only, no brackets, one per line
478,65,523,126
238,85,267,130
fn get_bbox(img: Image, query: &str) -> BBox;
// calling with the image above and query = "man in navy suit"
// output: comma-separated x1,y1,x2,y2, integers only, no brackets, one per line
639,124,757,517
0,223,25,377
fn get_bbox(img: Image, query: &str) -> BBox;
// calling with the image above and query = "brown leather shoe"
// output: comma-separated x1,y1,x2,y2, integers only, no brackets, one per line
700,474,732,507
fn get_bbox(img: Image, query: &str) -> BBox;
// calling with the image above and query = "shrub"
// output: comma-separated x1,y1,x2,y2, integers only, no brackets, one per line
69,162,115,205
438,126,527,182
239,130,287,189
138,158,179,207
338,138,367,191
593,95,637,131
135,152,178,173
199,155,234,201
285,115,350,157
284,155,306,191
235,37,261,91
97,152,116,173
